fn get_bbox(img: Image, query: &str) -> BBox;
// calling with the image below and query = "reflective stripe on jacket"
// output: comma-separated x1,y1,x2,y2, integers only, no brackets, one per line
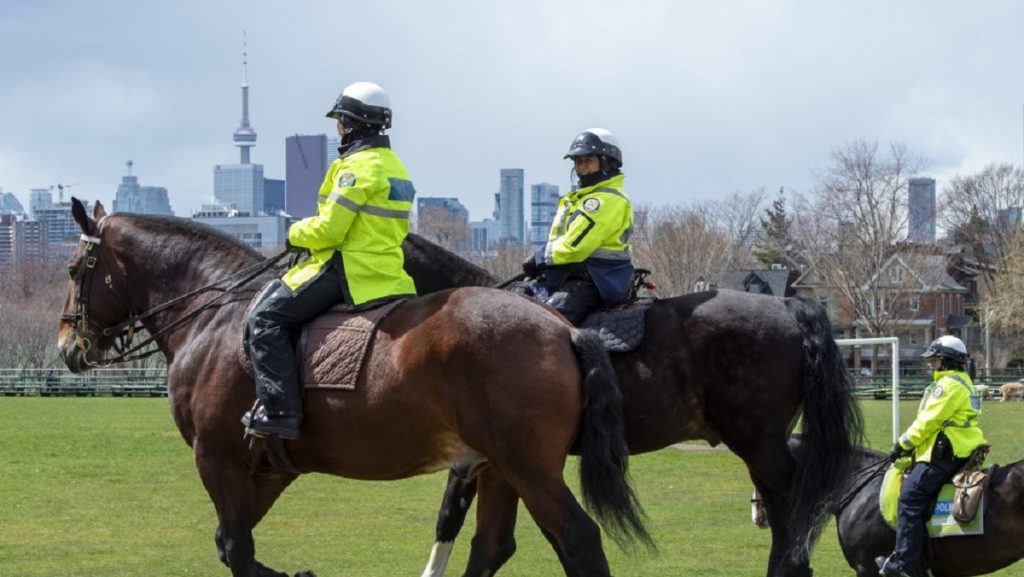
283,136,417,305
898,369,987,462
540,173,634,304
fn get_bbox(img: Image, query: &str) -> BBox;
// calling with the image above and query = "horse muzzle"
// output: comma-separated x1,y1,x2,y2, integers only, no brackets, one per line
58,324,100,373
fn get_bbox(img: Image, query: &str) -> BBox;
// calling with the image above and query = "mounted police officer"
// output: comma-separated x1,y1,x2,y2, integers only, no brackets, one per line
522,128,634,325
877,335,987,577
242,81,417,440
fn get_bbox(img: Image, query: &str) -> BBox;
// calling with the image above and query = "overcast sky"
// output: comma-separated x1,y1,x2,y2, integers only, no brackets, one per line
2,1,1023,221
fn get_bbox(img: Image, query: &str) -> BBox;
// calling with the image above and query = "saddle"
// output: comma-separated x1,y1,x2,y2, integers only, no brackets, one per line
579,300,653,353
298,299,406,391
238,297,406,391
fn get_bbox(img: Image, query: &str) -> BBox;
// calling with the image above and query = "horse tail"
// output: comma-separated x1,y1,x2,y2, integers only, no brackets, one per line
784,296,865,564
570,328,653,550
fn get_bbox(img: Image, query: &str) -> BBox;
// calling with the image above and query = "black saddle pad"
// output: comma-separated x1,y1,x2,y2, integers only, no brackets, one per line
580,300,653,352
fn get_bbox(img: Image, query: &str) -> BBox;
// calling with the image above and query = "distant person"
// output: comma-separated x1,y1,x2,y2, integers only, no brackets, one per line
242,81,417,440
877,335,987,577
521,128,634,324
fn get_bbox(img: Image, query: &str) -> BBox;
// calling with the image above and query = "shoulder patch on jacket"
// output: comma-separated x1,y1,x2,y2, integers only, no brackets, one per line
582,197,601,212
933,385,944,398
338,172,357,187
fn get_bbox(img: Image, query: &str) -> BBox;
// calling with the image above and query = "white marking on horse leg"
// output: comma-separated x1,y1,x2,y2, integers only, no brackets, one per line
421,541,454,577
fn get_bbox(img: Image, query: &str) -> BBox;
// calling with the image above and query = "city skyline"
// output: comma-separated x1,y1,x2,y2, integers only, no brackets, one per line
3,2,1024,223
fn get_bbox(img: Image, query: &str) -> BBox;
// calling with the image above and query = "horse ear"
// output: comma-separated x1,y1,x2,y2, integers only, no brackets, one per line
71,197,93,234
92,200,107,220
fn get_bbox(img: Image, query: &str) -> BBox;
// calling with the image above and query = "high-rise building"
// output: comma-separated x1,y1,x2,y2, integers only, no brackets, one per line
0,190,25,215
191,208,291,250
327,136,341,164
29,188,52,220
213,39,270,216
529,182,560,250
233,35,257,166
417,197,470,251
112,160,173,216
285,134,328,218
34,202,80,244
908,177,936,244
263,178,285,215
498,168,525,245
214,164,264,215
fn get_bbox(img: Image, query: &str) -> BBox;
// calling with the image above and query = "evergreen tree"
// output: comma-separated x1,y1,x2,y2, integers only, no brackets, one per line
752,188,792,268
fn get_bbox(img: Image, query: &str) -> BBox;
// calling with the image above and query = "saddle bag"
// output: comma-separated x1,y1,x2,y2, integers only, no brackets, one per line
950,444,992,523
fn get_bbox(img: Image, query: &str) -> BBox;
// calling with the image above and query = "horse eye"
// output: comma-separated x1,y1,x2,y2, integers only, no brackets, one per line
67,265,77,277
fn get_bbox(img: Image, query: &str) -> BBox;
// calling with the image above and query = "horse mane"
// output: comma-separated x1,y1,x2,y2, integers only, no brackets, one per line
403,233,497,289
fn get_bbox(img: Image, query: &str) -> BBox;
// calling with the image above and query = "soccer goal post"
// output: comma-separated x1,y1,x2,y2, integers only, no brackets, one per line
836,336,901,443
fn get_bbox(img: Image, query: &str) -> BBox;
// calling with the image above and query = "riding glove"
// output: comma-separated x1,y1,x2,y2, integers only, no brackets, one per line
888,441,913,462
522,255,540,278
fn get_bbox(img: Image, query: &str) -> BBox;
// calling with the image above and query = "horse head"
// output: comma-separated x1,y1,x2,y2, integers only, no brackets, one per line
58,198,135,372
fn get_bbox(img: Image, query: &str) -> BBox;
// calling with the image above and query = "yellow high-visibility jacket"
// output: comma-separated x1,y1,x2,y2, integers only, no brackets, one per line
540,173,634,304
283,135,416,306
898,369,987,462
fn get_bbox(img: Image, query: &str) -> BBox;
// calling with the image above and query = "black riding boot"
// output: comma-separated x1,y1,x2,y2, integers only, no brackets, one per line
242,261,347,440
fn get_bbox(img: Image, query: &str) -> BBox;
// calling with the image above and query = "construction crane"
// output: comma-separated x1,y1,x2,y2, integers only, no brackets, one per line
49,183,81,203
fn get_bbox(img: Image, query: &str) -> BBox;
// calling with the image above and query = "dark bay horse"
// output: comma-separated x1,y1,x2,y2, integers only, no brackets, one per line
755,438,1024,577
57,199,649,577
401,233,865,577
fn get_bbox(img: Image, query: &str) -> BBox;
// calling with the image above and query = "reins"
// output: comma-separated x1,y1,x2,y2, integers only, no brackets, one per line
64,221,292,367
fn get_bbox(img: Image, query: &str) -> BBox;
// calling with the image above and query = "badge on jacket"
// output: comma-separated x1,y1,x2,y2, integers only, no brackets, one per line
933,385,944,398
582,198,601,212
338,173,357,187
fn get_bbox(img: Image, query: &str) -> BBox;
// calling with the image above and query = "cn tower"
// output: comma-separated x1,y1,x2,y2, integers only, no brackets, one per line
233,33,257,164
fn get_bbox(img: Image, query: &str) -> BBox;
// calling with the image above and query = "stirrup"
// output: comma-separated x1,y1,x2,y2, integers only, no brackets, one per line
242,402,301,440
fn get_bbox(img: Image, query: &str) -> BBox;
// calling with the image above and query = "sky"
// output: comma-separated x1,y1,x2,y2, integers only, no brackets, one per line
2,1,1024,222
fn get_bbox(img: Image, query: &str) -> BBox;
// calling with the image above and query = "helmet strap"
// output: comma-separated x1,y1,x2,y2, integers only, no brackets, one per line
577,164,620,188
341,121,382,146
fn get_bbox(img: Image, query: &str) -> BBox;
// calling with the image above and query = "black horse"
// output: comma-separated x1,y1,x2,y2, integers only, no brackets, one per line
401,234,864,577
754,438,1024,577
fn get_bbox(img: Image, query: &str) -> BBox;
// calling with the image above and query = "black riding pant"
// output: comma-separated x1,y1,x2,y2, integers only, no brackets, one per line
545,280,603,325
895,457,965,570
246,260,346,416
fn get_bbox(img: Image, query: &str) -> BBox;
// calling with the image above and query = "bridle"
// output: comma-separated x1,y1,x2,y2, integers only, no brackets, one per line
61,218,291,367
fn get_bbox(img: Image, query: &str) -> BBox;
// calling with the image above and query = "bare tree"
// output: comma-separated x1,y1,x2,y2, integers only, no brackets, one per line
0,259,68,367
794,140,929,344
941,163,1024,294
417,206,470,252
630,189,763,296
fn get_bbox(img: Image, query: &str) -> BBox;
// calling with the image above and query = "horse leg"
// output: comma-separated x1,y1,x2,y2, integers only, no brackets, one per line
197,444,311,577
734,440,811,577
422,468,480,577
460,468,519,577
214,467,303,577
196,447,258,577
513,476,611,577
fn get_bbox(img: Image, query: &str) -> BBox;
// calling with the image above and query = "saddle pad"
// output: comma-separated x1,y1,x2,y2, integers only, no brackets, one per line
879,466,985,538
299,299,405,390
580,300,652,353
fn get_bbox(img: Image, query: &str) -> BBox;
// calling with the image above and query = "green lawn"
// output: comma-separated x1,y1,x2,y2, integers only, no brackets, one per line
1,398,1022,577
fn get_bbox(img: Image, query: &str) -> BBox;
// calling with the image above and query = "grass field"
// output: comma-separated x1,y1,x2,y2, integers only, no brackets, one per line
1,398,1023,577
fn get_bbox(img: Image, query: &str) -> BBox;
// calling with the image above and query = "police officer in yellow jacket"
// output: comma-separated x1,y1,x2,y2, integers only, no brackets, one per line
878,335,986,577
522,128,634,324
242,81,416,440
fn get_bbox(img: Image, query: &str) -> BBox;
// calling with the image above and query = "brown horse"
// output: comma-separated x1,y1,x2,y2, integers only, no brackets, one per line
754,437,1024,577
401,233,865,577
57,199,649,577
